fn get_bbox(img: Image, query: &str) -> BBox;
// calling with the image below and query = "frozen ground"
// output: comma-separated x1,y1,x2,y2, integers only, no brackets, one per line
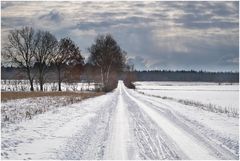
1,81,239,159
1,96,82,127
135,81,239,116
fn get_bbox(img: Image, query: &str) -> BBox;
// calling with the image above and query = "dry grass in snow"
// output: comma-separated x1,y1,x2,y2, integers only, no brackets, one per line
1,91,104,127
1,91,104,102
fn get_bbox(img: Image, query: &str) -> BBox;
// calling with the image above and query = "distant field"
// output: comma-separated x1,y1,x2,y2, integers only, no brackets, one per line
1,91,104,102
1,80,105,126
135,81,239,115
1,80,101,92
1,91,104,126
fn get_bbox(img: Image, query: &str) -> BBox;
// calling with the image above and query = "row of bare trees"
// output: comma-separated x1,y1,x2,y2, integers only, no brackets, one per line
88,34,127,91
3,26,132,92
3,27,84,91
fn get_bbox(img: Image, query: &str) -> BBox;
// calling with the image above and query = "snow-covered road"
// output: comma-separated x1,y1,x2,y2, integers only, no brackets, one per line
1,81,239,160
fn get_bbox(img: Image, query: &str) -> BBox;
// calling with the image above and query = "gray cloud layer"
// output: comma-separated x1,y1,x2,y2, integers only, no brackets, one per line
1,1,239,71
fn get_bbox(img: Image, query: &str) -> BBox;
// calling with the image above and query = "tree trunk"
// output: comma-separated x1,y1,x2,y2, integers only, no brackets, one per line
27,67,34,91
58,81,61,91
38,65,44,91
39,78,43,91
100,68,104,90
57,66,62,91
29,79,34,91
40,84,43,91
106,63,112,85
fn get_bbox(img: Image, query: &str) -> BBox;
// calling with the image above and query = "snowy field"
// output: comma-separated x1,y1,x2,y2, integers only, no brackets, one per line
135,81,239,116
1,81,239,160
1,96,82,127
1,80,100,92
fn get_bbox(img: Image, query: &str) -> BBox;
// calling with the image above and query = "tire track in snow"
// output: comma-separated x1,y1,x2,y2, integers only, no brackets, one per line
55,91,118,160
104,82,139,159
133,91,239,159
122,81,220,160
124,93,181,159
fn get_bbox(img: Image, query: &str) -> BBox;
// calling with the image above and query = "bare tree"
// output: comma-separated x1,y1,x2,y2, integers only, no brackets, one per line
3,27,36,91
64,64,84,83
83,63,99,83
33,30,58,91
123,64,136,89
88,34,126,90
53,37,84,91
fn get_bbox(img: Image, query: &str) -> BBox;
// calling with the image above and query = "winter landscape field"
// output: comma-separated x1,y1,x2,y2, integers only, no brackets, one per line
1,1,239,160
1,80,239,160
1,80,99,92
135,81,239,117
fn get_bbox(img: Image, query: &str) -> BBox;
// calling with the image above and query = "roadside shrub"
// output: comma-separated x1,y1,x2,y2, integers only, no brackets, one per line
103,80,118,92
123,71,136,89
123,80,136,89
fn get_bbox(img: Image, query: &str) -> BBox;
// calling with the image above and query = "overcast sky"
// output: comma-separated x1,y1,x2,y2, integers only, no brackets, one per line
1,1,239,71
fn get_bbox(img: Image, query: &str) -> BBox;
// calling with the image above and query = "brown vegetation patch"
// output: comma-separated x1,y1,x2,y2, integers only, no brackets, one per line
1,91,104,102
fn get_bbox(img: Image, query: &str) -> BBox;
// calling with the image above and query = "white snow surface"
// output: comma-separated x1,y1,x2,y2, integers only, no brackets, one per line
1,81,239,160
1,80,99,92
1,95,82,127
135,81,239,110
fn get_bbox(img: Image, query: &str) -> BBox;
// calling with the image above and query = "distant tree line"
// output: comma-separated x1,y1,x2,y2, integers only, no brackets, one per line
131,70,239,83
2,66,239,84
2,26,129,92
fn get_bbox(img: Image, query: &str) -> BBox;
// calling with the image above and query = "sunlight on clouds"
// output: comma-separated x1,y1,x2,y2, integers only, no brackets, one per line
1,1,239,71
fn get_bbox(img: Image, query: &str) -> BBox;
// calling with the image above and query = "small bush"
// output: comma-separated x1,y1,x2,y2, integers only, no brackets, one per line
123,71,136,89
103,80,118,92
123,80,136,89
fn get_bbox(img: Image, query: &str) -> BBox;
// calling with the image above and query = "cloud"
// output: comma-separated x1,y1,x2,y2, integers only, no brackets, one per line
1,1,239,71
1,2,14,9
175,12,238,30
76,16,155,30
127,56,148,71
38,9,64,23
